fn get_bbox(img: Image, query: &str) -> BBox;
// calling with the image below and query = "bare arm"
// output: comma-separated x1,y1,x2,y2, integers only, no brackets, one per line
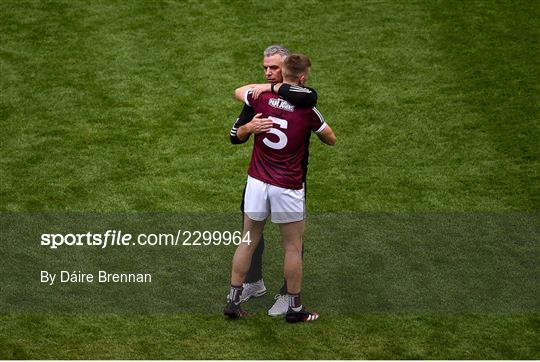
234,84,258,103
316,124,337,146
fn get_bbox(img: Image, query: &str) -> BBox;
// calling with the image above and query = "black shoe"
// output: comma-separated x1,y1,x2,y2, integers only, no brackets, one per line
223,300,248,319
285,307,319,323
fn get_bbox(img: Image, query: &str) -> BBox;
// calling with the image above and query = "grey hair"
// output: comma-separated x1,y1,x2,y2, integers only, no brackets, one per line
263,44,290,59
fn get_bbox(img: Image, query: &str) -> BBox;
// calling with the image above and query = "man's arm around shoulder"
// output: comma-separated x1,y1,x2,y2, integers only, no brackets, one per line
237,83,318,108
234,84,256,103
277,83,318,108
230,104,256,144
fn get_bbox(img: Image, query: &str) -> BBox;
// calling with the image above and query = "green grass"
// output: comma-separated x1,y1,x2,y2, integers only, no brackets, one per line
1,0,539,359
1,314,538,359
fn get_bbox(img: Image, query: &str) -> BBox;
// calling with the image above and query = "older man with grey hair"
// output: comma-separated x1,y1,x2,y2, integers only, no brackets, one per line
228,44,318,317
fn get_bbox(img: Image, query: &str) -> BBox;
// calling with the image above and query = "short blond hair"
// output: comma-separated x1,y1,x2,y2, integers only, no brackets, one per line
282,53,311,81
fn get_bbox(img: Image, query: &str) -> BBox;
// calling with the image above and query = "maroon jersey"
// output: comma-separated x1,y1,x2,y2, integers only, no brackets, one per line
244,89,327,189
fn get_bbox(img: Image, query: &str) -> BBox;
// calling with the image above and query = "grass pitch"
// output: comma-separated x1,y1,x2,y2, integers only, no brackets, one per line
1,0,539,359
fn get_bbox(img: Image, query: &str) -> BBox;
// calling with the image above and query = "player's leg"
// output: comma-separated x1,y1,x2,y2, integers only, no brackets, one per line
241,183,267,300
280,220,304,294
278,181,307,294
268,184,305,316
278,243,303,295
242,236,266,300
225,176,269,318
225,215,265,318
230,215,266,286
279,220,319,323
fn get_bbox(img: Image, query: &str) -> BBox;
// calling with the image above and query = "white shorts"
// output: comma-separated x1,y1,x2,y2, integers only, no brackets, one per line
244,175,305,224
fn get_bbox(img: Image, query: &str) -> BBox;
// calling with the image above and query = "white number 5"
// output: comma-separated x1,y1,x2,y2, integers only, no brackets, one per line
263,116,288,150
